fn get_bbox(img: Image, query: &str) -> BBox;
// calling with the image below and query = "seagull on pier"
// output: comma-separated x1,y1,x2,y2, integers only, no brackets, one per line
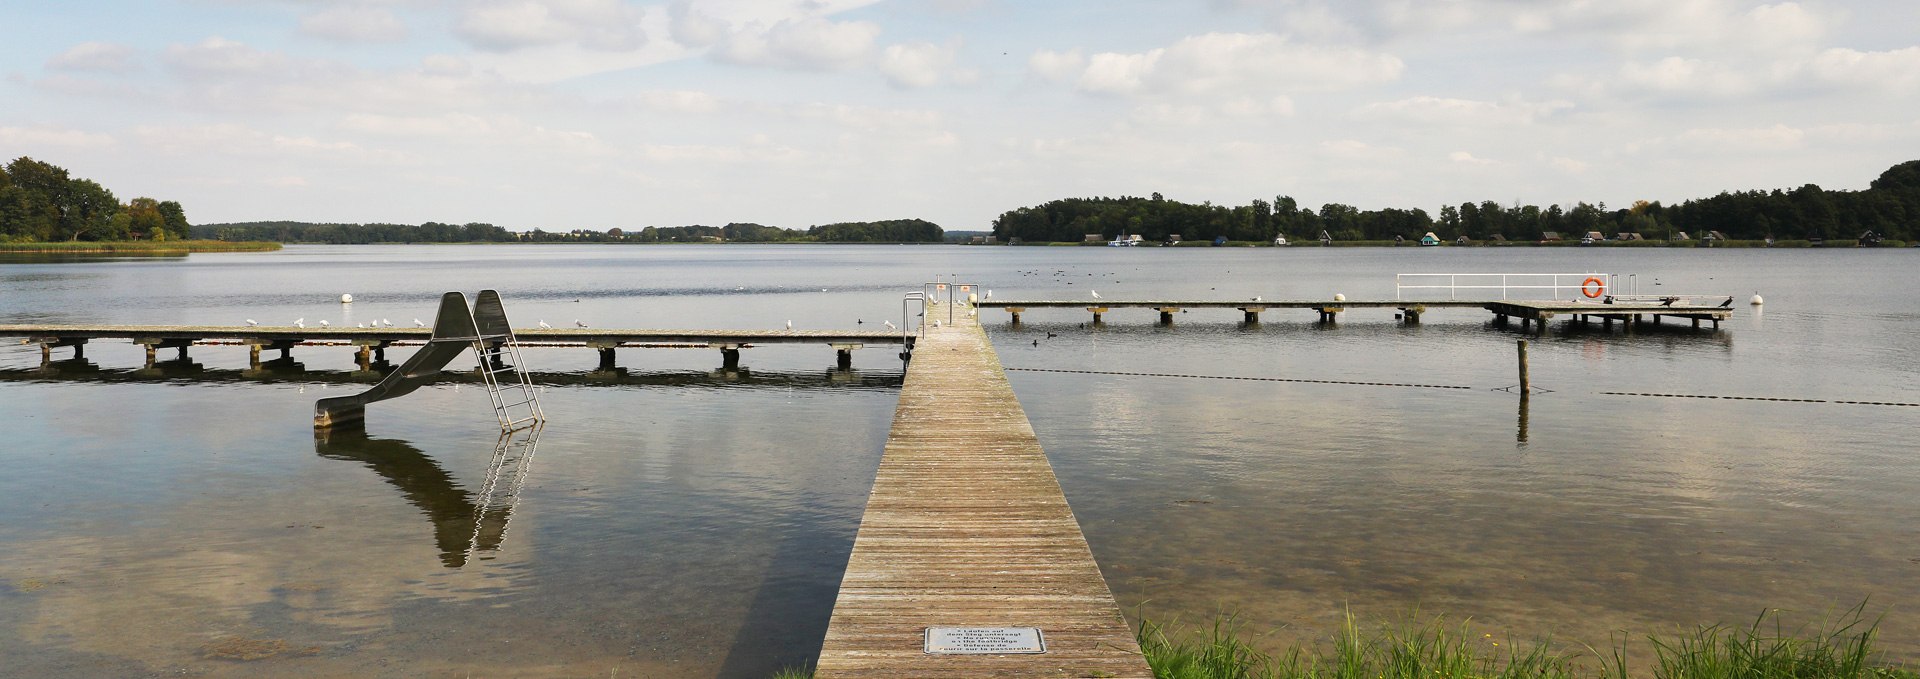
318,320,330,327
883,320,896,330
1253,296,1263,302
246,319,258,326
985,289,993,300
1090,290,1101,299
381,319,392,327
413,318,425,328
574,320,587,328
293,318,305,328
786,320,794,330
356,322,366,328
538,320,553,330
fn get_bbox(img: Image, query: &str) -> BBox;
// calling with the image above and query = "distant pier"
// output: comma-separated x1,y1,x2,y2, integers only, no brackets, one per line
977,298,1734,332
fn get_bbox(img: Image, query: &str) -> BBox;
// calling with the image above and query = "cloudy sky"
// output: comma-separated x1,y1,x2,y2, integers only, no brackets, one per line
3,0,1917,231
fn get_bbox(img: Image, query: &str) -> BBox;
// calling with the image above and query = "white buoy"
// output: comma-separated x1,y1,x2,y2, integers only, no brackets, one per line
1333,293,1347,302
1750,293,1764,306
340,293,354,303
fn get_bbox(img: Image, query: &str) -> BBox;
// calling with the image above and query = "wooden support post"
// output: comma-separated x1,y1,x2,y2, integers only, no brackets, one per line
597,347,616,370
1087,307,1107,323
374,346,386,361
279,345,292,359
356,345,373,370
1242,309,1261,323
40,343,51,364
1158,309,1174,325
144,344,158,367
1517,339,1530,394
837,348,853,370
249,344,261,368
1604,316,1614,329
1007,307,1024,324
1692,318,1701,329
1404,307,1422,324
721,347,741,370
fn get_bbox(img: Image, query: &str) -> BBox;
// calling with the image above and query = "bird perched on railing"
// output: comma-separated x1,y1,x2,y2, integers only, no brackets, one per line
538,320,552,329
1719,296,1735,308
1090,290,1101,299
413,318,425,327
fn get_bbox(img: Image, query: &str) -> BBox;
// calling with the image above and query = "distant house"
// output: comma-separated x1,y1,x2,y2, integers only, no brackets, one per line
1456,235,1473,245
1166,234,1182,244
1007,237,1023,245
1540,231,1563,242
1419,232,1441,246
1084,233,1105,243
1584,231,1606,242
1615,232,1644,241
1489,234,1508,243
1319,230,1333,245
1860,230,1883,246
1673,231,1692,241
1705,230,1729,241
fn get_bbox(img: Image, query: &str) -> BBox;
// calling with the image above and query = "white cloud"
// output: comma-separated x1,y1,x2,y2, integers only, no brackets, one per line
455,0,648,52
1671,124,1807,152
879,41,960,88
668,1,729,48
1806,46,1920,90
133,124,415,164
1449,150,1496,166
162,37,288,78
1354,96,1571,126
1550,157,1591,174
1048,33,1402,98
1028,49,1085,82
336,113,608,154
47,42,137,73
300,6,407,44
0,125,116,149
715,17,880,70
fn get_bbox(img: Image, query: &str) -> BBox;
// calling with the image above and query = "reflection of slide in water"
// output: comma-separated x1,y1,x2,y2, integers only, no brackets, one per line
313,424,543,568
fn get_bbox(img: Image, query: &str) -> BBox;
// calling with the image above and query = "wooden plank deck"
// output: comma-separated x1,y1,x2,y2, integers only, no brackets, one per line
0,324,905,346
816,305,1151,679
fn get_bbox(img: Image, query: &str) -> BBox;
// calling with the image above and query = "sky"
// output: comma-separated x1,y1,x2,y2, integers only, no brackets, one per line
2,0,1918,232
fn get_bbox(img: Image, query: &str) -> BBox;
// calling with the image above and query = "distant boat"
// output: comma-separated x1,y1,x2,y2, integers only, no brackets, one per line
1108,234,1142,247
1272,235,1290,246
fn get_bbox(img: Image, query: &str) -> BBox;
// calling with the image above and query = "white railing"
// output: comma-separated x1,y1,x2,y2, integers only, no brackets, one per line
1396,273,1622,301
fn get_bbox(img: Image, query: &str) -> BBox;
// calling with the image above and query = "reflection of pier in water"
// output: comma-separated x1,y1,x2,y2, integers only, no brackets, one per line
0,362,905,391
313,424,542,568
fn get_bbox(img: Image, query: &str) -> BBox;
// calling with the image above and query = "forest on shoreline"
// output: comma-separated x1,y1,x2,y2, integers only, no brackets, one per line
9,154,1916,247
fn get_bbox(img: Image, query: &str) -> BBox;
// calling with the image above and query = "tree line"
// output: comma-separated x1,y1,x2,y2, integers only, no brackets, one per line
991,160,1920,244
196,218,946,244
1,157,190,242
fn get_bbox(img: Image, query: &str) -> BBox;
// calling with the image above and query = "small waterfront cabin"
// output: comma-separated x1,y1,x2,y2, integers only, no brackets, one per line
1456,235,1473,245
1540,231,1563,243
1318,230,1333,245
1084,233,1105,243
1419,232,1441,246
1674,231,1692,241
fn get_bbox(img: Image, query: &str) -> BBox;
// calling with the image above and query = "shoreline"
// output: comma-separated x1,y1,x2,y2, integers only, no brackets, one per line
0,240,281,254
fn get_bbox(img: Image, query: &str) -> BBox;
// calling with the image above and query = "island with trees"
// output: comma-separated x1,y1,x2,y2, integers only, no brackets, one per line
990,160,1920,247
0,156,277,253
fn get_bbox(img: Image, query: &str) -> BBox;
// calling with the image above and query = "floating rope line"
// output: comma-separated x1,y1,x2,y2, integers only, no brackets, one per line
1601,392,1919,407
1004,367,1474,390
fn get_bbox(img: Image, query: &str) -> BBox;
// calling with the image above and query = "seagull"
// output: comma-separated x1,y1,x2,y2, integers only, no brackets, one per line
574,320,587,328
883,320,897,329
356,322,366,328
245,319,258,326
413,318,425,328
293,318,305,328
985,289,993,300
538,320,553,330
318,320,330,327
786,320,793,330
1253,296,1263,302
381,319,392,327
1090,290,1100,299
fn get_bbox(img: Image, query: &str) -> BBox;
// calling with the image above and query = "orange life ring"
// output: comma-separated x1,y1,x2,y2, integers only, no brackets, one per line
1581,277,1606,298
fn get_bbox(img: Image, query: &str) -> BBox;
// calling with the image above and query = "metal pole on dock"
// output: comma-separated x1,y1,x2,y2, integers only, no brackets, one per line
1517,339,1530,394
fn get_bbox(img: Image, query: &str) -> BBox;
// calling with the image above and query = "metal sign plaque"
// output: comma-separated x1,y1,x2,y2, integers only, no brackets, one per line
924,627,1046,654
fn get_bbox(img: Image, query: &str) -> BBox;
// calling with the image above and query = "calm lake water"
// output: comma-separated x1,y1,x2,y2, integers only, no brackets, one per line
1,244,1916,677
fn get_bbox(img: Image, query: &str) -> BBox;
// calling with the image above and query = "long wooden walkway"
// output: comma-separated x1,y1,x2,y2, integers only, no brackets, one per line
816,305,1151,678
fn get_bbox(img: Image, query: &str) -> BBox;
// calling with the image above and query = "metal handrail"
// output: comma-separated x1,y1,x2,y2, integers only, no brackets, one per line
1396,273,1616,301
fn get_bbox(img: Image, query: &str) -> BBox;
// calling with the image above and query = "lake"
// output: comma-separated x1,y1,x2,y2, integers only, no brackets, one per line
1,244,1915,677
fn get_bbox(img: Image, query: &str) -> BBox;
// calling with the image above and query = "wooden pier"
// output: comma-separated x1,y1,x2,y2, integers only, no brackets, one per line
816,304,1151,678
0,324,907,371
978,298,1734,330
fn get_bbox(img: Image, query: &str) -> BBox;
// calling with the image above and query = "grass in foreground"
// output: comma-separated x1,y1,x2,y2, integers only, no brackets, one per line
1136,604,1917,679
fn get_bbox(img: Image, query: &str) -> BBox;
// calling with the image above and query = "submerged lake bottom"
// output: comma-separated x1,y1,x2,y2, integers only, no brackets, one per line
1,245,1915,676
